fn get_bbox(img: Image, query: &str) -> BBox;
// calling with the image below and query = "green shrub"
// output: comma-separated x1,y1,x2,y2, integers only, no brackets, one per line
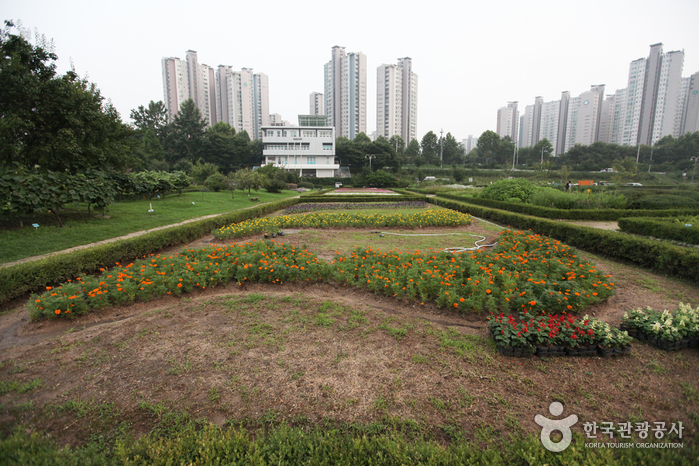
630,194,699,210
298,181,314,189
203,173,229,192
618,217,699,245
264,178,287,194
437,193,699,221
478,179,540,203
529,188,629,210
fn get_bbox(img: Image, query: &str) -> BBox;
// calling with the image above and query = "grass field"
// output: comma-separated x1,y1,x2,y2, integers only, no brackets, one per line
0,190,298,264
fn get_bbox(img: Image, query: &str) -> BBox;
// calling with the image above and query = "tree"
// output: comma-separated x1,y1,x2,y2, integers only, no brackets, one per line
421,131,439,165
130,100,168,138
533,138,554,166
388,135,405,157
441,132,464,165
0,21,135,173
203,121,237,171
165,99,207,165
404,139,421,163
230,168,263,194
476,130,501,165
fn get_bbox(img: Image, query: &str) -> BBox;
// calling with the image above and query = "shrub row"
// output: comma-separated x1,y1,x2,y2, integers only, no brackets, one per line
617,217,699,245
0,198,300,304
428,196,699,283
434,193,699,221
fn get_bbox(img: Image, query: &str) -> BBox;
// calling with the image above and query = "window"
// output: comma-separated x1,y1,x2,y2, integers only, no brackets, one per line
323,143,333,150
307,156,316,164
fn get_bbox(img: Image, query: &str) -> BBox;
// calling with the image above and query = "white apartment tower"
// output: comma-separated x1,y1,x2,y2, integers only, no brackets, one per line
683,72,699,134
555,91,570,155
309,92,324,115
539,99,560,150
185,50,216,125
324,46,367,139
161,56,189,122
376,57,418,143
496,102,519,142
215,67,270,139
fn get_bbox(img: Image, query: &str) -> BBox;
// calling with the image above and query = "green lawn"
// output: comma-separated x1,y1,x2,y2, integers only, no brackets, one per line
0,190,298,264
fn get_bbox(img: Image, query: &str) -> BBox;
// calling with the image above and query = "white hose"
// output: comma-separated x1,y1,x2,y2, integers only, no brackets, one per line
371,231,498,253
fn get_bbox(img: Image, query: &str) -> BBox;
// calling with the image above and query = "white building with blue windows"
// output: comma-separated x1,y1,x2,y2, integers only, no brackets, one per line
261,126,339,178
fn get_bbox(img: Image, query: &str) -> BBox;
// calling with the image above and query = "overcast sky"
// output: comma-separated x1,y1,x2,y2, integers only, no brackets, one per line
5,0,699,143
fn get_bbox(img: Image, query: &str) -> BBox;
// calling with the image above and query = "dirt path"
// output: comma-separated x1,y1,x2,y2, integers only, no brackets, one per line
564,220,619,230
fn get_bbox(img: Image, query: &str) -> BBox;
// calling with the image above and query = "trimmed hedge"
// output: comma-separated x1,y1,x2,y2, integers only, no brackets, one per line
0,198,300,304
434,193,699,221
428,196,699,283
618,217,699,245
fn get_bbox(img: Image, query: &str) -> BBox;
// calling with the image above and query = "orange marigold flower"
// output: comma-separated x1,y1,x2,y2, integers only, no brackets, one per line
177,283,182,288
486,289,491,294
55,310,61,314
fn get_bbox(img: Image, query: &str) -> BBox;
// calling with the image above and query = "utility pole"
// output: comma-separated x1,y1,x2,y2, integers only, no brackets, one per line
439,129,444,169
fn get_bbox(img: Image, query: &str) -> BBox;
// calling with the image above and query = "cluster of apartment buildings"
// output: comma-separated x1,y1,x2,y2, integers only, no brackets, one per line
496,43,699,156
161,46,419,177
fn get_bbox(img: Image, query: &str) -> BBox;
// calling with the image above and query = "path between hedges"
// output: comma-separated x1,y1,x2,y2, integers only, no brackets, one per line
1,198,298,269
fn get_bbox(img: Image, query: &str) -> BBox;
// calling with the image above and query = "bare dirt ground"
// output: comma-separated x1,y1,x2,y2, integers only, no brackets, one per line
1,218,698,448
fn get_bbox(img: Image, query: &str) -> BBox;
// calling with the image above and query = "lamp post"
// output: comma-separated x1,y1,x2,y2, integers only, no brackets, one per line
365,153,376,171
691,156,699,185
648,142,654,173
512,142,517,170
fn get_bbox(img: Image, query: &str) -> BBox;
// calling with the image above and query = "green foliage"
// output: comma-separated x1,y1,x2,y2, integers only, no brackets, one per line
204,173,229,192
298,181,314,189
529,188,629,210
618,217,699,245
0,166,117,226
365,170,399,188
127,171,191,199
0,21,135,173
190,160,220,185
479,178,539,203
165,99,207,165
630,194,699,210
439,193,699,221
2,422,695,465
264,178,287,193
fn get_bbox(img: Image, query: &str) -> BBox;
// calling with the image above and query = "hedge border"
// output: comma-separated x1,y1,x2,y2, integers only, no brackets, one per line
428,196,699,283
0,198,300,304
298,195,425,204
431,193,699,221
617,217,699,245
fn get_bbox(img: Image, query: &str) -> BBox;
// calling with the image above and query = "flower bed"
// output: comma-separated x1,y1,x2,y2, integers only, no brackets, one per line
28,241,328,320
212,209,472,240
283,201,430,214
331,229,615,314
620,303,699,351
28,229,615,322
488,313,632,358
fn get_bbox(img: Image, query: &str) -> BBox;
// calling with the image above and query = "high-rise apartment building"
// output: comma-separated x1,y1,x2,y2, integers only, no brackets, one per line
539,99,561,150
520,105,534,148
324,46,367,139
496,102,519,142
376,57,418,143
161,56,189,122
309,92,324,115
214,67,270,139
682,72,699,134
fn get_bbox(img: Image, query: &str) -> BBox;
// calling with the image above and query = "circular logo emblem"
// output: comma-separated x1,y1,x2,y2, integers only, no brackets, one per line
243,83,248,87
583,100,589,105
694,90,699,95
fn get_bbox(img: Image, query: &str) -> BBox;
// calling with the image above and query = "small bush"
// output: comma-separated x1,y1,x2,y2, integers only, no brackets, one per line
298,181,314,189
264,178,287,194
630,194,699,210
479,179,540,203
530,188,629,210
204,173,229,192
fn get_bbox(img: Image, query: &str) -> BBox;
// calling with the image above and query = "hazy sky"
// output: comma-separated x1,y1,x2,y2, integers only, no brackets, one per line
5,0,699,143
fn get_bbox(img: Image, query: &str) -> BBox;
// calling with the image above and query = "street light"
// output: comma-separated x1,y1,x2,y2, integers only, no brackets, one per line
365,153,376,171
691,156,699,185
648,142,654,173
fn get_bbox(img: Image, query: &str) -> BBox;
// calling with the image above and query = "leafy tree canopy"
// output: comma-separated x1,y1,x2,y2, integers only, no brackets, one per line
0,20,135,173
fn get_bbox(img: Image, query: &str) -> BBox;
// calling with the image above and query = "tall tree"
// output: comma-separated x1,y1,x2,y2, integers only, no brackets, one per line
404,138,421,163
421,131,439,165
441,132,464,165
203,121,237,172
130,100,168,138
165,99,207,164
0,21,134,172
476,130,501,165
